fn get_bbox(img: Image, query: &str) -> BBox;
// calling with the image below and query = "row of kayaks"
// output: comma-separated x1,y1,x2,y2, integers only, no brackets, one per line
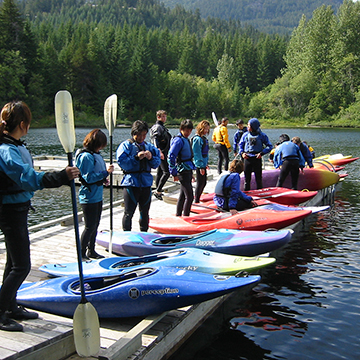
14,154,357,318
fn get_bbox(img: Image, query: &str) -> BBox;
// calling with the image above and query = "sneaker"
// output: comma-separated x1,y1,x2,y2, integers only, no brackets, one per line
7,306,38,320
0,312,23,331
82,254,91,261
86,250,105,259
153,192,163,200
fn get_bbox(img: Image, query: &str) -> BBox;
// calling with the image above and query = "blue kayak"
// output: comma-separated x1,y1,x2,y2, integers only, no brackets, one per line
39,248,276,277
17,267,260,318
96,228,293,257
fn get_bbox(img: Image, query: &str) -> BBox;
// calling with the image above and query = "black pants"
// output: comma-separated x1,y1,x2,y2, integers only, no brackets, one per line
80,201,102,255
176,170,194,216
214,143,229,174
194,168,207,203
155,158,170,193
276,159,300,189
244,157,263,191
123,187,152,231
0,202,31,313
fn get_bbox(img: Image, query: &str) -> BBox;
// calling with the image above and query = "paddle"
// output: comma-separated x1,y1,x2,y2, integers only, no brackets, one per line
104,94,117,255
55,90,100,357
211,112,219,126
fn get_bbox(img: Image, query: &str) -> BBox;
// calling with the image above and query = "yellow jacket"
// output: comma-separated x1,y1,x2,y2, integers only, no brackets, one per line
212,125,231,148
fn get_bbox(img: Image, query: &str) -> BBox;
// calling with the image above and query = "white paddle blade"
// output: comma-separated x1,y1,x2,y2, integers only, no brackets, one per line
110,94,117,130
104,94,117,134
55,91,76,153
73,302,100,357
211,112,219,126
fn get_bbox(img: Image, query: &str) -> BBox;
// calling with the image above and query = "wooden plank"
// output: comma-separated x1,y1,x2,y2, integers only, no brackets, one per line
98,313,167,360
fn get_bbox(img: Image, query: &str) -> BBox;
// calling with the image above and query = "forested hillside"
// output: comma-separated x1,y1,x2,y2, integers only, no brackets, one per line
161,0,344,34
1,0,360,128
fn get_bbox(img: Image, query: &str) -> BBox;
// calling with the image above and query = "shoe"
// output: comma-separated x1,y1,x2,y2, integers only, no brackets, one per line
7,306,38,321
153,192,163,200
0,312,23,331
82,254,91,261
86,251,105,259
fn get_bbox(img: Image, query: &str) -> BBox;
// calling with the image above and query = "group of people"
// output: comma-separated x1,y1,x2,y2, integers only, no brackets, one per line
0,101,315,332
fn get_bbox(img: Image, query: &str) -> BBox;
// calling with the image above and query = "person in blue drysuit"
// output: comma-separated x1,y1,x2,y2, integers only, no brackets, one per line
239,118,272,190
291,136,314,168
214,159,256,215
192,120,210,203
117,120,161,232
273,134,305,189
0,101,79,332
75,129,114,261
168,119,196,216
233,119,247,157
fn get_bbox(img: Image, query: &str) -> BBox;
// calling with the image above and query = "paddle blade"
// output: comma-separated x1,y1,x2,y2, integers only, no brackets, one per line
55,90,76,153
73,302,101,357
104,94,117,134
211,112,219,126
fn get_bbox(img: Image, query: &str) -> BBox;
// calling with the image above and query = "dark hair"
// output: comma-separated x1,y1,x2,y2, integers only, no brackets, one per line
0,101,32,136
83,129,107,152
180,119,193,131
279,134,290,143
229,159,244,174
236,119,244,125
221,117,229,124
131,120,149,137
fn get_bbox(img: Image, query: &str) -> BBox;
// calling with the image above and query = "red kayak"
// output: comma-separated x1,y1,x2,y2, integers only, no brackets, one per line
200,187,318,206
149,203,313,235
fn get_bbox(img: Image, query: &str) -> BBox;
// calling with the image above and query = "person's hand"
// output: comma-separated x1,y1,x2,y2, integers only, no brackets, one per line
230,209,238,215
65,166,80,180
228,148,232,152
242,153,248,159
256,152,262,159
144,150,152,160
250,200,257,207
173,175,179,182
160,150,164,160
107,164,114,173
137,151,146,160
200,168,206,176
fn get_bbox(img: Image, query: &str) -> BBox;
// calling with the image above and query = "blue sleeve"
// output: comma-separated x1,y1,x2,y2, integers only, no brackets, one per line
146,143,161,169
233,131,240,152
260,133,272,155
167,137,182,176
273,145,282,168
298,148,306,168
227,174,252,208
116,141,139,171
239,133,247,154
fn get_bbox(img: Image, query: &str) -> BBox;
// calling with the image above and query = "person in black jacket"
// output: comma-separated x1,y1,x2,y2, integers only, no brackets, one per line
149,110,172,200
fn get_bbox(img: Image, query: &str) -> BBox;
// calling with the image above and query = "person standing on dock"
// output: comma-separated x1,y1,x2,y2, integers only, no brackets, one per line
75,129,114,261
273,134,305,189
149,110,172,201
212,117,232,174
0,101,79,332
239,118,272,190
168,119,196,216
192,120,210,203
117,120,161,232
233,119,247,158
291,136,314,168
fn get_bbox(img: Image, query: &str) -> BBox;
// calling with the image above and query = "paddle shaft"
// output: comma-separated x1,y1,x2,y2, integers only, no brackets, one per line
192,203,227,213
67,152,87,304
109,134,114,233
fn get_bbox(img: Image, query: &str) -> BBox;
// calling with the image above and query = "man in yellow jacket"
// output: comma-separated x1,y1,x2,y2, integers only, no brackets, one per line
212,117,232,174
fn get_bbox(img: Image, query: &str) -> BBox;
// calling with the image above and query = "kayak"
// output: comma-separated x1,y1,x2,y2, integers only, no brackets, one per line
314,154,359,166
16,267,260,318
149,203,314,235
39,247,276,277
200,187,318,205
239,168,340,191
96,228,293,257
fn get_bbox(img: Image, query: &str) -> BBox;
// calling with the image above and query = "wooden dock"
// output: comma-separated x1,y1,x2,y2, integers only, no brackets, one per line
0,161,337,360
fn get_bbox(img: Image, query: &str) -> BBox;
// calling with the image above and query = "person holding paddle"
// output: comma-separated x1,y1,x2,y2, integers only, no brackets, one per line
0,101,79,332
75,129,114,261
213,159,256,215
117,120,161,231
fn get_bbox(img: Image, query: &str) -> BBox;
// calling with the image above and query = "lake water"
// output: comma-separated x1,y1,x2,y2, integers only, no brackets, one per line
20,126,360,359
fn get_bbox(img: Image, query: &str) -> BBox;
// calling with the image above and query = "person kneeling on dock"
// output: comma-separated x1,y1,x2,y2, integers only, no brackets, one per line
213,159,256,215
0,101,79,332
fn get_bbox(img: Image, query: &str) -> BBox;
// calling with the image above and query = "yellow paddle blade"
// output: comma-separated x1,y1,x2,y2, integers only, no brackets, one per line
55,90,76,153
73,302,100,357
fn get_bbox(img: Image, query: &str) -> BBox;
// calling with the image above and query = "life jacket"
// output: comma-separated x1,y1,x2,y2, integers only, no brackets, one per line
214,172,231,210
191,135,209,158
75,148,106,189
121,138,152,174
0,135,27,197
175,134,193,163
246,133,263,153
